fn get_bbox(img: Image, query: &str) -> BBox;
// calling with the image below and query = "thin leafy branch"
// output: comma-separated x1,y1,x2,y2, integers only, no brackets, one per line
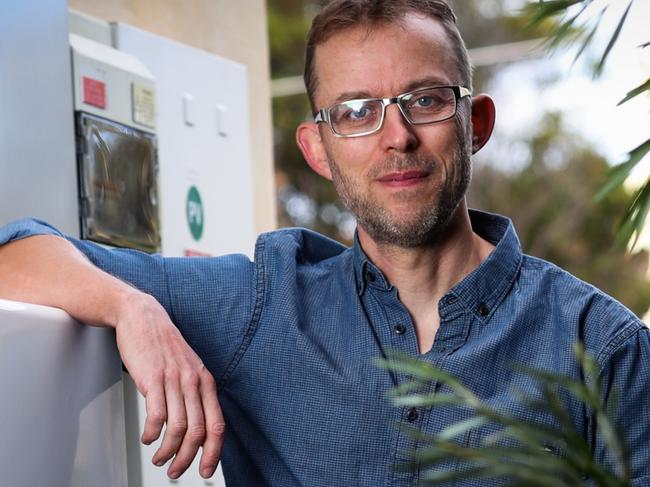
377,343,630,486
522,0,650,248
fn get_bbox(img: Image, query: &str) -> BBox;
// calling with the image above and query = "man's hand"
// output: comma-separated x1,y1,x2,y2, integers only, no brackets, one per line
0,234,224,478
115,292,225,480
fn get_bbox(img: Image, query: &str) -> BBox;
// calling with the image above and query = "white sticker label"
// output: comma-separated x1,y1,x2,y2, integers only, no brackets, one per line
132,83,156,128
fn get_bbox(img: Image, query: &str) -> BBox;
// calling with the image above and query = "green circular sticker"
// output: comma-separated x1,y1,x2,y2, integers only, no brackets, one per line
186,186,204,241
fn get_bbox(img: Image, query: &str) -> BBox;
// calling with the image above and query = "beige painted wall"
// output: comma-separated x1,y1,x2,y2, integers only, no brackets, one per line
69,0,277,233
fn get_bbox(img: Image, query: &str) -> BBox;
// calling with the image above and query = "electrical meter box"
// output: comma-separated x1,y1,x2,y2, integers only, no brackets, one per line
70,33,161,252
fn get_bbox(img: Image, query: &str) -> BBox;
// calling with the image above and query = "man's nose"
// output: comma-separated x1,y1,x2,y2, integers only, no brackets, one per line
379,103,419,153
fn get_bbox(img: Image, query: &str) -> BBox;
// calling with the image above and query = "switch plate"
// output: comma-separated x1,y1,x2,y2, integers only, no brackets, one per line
216,103,228,136
183,92,195,126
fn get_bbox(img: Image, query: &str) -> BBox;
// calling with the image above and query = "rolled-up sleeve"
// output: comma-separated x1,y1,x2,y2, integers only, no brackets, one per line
0,218,66,243
0,218,256,385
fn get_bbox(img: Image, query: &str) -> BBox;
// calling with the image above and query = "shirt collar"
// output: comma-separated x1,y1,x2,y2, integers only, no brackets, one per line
353,233,390,295
352,209,523,318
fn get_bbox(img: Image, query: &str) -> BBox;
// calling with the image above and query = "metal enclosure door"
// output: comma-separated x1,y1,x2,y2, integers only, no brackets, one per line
77,112,161,252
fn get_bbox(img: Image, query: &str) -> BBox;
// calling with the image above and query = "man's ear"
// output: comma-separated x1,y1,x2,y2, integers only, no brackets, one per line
296,121,333,180
470,94,496,154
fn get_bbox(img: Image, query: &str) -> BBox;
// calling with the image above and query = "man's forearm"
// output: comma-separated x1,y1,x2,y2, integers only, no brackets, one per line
0,234,138,328
0,233,225,479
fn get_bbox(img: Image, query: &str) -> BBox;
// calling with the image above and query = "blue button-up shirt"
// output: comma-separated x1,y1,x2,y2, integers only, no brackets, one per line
2,210,649,486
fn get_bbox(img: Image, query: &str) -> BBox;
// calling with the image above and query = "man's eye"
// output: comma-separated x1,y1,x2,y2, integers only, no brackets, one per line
330,101,380,128
414,95,439,108
345,106,372,120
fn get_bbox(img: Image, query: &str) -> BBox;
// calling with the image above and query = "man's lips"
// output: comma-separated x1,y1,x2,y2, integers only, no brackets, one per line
377,170,430,187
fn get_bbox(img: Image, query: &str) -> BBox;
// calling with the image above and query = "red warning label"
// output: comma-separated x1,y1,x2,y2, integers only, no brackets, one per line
184,249,211,257
83,77,106,109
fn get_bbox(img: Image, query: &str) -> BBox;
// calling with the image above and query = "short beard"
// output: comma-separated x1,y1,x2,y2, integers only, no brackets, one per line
328,122,471,248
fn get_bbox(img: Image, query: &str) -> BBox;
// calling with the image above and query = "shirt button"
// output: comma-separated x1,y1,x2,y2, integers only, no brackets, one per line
365,270,376,282
406,407,419,422
478,303,489,317
393,324,407,335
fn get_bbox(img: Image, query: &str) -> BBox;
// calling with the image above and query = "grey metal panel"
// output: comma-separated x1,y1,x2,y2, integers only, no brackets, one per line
0,0,79,236
68,9,113,47
0,300,127,487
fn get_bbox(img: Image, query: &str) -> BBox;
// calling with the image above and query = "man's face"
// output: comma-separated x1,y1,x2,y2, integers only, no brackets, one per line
311,14,472,247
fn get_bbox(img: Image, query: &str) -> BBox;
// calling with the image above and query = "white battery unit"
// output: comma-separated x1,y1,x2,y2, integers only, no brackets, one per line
0,300,127,487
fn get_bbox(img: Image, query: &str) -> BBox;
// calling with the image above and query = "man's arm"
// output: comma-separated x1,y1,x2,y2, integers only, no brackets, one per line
0,234,224,480
595,325,650,485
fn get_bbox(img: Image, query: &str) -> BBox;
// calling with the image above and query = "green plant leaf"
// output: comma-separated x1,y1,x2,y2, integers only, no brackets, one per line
382,341,632,485
418,465,500,484
389,380,427,397
595,407,631,481
390,392,465,408
377,353,481,406
523,0,587,25
570,8,605,66
420,462,576,486
617,78,650,105
595,137,650,201
437,416,488,440
376,355,436,380
594,0,634,77
615,177,650,249
547,4,592,50
523,0,597,57
417,442,582,484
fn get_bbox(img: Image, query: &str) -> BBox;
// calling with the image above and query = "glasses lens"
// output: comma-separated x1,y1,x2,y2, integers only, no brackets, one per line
400,87,456,124
329,99,383,136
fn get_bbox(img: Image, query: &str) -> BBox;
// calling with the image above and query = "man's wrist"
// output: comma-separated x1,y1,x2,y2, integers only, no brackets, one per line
110,287,148,330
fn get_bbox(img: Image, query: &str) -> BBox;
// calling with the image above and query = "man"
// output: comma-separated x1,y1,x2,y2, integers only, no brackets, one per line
1,0,649,485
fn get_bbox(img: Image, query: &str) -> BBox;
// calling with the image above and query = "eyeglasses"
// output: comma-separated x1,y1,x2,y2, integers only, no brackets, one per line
314,85,471,138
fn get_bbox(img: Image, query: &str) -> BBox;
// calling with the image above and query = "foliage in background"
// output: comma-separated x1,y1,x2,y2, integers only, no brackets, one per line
468,113,650,317
378,343,631,486
522,0,650,248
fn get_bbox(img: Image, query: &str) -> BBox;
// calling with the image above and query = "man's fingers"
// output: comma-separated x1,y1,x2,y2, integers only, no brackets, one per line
115,297,223,480
166,377,206,479
142,380,166,445
198,372,225,478
153,374,186,467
